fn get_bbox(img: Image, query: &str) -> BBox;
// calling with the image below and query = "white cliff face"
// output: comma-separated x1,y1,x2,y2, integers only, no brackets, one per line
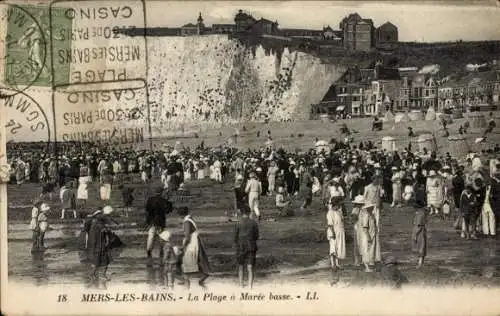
147,35,346,136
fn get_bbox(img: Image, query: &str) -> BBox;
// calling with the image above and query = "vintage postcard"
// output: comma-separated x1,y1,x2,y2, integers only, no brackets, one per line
1,0,500,315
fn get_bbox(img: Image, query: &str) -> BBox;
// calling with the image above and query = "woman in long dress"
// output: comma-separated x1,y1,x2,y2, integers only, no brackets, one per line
77,166,89,211
351,195,366,266
178,207,210,289
358,203,378,272
391,166,403,207
426,170,444,215
363,175,383,263
326,196,346,270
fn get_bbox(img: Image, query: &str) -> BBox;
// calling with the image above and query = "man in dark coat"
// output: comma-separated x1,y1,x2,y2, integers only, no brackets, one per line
87,206,115,288
234,205,259,289
145,187,173,260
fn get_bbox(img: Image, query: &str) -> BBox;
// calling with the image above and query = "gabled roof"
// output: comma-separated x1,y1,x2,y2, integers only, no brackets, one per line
362,18,374,25
323,25,334,32
378,21,397,30
255,18,276,25
182,23,197,28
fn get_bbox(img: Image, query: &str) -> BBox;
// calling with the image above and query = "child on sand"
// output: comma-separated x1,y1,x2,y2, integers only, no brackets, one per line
276,186,292,217
159,230,179,289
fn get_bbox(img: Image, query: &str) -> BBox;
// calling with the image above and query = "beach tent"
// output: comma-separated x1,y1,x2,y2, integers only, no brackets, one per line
417,134,437,152
395,112,411,123
425,107,436,121
409,110,424,121
381,136,396,151
467,112,487,129
315,140,331,154
446,135,470,160
382,111,394,122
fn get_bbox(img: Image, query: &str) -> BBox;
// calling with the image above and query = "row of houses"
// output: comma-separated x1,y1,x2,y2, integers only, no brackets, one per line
311,66,500,118
176,11,398,51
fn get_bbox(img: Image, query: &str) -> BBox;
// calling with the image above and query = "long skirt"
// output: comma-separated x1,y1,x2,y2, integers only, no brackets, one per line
197,170,205,180
100,184,111,200
182,232,210,274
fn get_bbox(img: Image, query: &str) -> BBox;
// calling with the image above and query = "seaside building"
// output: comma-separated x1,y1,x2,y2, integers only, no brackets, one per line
340,13,374,52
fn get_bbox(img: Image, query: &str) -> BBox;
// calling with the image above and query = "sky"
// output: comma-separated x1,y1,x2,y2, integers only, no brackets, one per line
147,1,500,42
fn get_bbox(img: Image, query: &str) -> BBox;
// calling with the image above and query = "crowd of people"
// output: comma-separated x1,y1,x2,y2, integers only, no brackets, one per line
8,129,500,288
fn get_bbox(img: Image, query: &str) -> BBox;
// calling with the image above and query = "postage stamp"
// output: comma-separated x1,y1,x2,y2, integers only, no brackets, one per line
0,4,51,93
49,0,147,86
1,1,500,315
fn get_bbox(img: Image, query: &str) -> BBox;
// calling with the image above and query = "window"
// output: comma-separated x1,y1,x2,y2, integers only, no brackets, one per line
425,90,429,97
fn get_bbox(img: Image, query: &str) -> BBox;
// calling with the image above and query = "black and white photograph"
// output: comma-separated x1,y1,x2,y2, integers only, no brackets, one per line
1,1,500,315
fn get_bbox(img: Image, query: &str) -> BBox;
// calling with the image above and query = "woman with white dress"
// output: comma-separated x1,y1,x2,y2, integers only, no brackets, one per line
77,166,89,210
426,170,444,215
326,195,346,271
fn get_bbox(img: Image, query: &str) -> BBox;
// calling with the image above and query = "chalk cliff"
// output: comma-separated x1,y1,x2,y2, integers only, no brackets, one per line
147,35,346,130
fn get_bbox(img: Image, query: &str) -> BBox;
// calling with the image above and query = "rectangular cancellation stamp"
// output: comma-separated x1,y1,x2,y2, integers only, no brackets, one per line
53,79,151,147
48,0,147,86
47,0,149,147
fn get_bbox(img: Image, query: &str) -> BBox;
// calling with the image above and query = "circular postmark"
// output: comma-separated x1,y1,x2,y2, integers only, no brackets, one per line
0,87,51,184
0,4,48,96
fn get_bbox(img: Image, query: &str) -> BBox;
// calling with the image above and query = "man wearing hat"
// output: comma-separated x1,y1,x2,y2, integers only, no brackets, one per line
245,171,262,221
145,187,173,259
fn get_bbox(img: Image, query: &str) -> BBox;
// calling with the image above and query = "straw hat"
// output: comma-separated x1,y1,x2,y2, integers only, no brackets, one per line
362,203,376,209
103,206,114,215
158,230,171,242
352,195,365,205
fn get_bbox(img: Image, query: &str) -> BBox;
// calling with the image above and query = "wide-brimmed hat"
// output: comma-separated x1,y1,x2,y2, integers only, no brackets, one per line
362,203,376,209
103,206,114,215
352,195,365,205
158,230,171,242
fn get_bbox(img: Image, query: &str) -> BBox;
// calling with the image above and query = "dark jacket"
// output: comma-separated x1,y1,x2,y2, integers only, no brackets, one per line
460,190,477,216
234,217,259,253
145,195,172,229
87,214,111,267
